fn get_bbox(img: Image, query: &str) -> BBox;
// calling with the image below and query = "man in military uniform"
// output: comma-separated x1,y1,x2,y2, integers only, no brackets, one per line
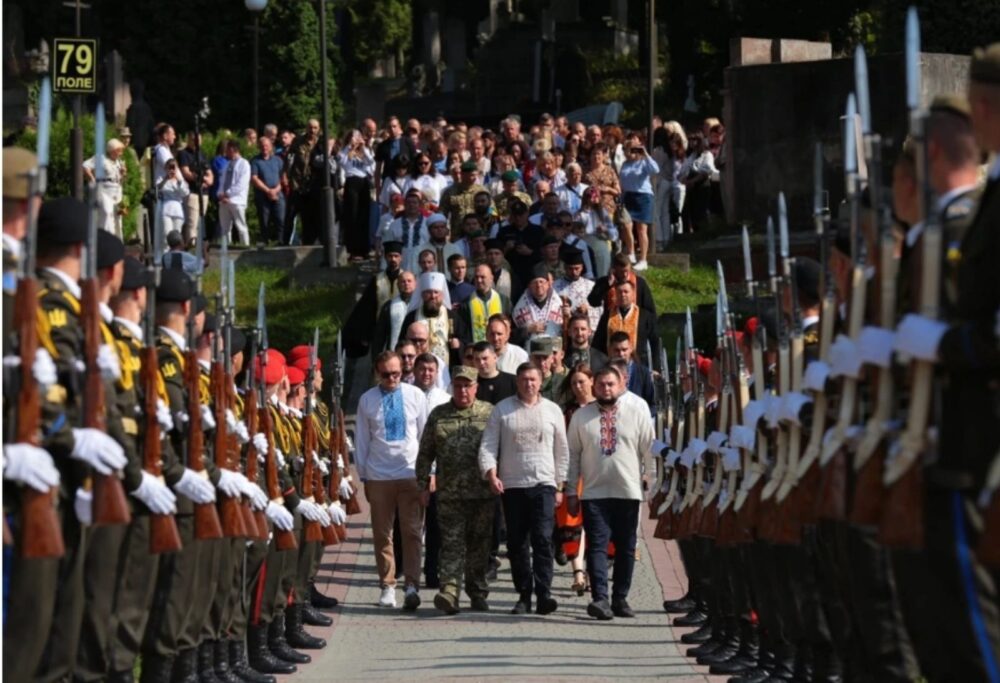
530,337,566,402
891,54,1000,681
416,366,496,614
439,161,488,237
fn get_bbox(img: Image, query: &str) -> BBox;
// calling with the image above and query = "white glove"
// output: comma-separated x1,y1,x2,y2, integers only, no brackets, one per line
225,409,239,433
234,420,250,445
336,455,345,469
173,411,190,432
327,500,348,525
33,348,57,386
780,392,813,426
720,447,742,472
764,393,782,429
665,449,681,468
75,487,93,525
216,469,244,498
266,500,294,531
893,314,947,362
679,446,694,469
743,400,767,430
338,477,353,500
729,425,756,450
858,326,896,368
803,360,831,393
156,400,173,433
688,438,709,465
829,334,862,379
97,344,121,381
274,448,286,469
200,404,217,431
132,471,177,515
296,499,325,523
3,443,60,492
174,468,216,504
315,504,332,527
314,453,330,475
252,433,269,458
245,482,269,511
706,431,728,453
71,428,127,475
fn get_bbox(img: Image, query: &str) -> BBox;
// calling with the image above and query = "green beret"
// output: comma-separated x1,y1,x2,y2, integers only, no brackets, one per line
460,160,477,172
38,197,88,245
970,43,1000,85
157,267,194,303
930,94,971,120
3,147,37,200
96,229,125,270
530,336,555,355
451,365,479,383
466,229,486,239
501,170,519,182
120,256,151,291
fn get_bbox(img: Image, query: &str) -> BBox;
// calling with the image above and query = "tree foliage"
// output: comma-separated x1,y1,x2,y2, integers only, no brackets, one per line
343,0,412,70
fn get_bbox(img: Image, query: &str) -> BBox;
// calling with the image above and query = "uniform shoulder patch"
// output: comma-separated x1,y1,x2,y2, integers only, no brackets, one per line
162,361,179,379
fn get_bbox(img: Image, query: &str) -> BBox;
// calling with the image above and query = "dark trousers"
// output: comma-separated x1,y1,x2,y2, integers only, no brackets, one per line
502,485,556,601
582,498,640,602
255,194,286,245
423,492,440,586
36,507,88,682
76,523,127,681
107,516,160,673
342,176,372,257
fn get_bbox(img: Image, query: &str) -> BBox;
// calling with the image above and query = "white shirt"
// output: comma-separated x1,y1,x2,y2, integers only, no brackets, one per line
555,181,589,214
153,144,174,186
567,400,654,501
338,148,375,179
114,316,144,343
423,386,451,410
159,325,187,352
496,343,529,374
478,395,570,488
355,382,428,481
410,174,450,204
218,156,251,207
42,266,81,299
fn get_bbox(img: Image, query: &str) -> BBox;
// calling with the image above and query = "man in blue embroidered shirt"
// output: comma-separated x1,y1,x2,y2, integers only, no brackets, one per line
355,351,429,611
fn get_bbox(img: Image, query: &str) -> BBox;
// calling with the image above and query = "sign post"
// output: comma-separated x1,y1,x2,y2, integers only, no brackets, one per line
53,35,98,200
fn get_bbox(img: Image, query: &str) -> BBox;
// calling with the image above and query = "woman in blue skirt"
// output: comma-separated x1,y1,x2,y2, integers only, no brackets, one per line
618,134,660,271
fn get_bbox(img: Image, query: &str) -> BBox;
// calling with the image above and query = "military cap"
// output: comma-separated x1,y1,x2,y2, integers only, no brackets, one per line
530,336,555,355
501,170,519,183
485,238,504,252
531,262,551,281
696,354,713,377
451,365,479,383
192,293,208,315
509,199,528,214
120,256,152,291
3,147,37,200
466,229,486,239
202,312,217,334
96,230,125,270
541,234,561,246
286,365,306,386
930,94,971,120
254,350,286,385
563,248,584,266
970,43,1000,85
291,355,321,373
38,197,88,245
156,267,194,302
460,160,478,172
551,336,563,351
288,345,312,364
229,327,247,354
383,240,404,255
793,257,821,302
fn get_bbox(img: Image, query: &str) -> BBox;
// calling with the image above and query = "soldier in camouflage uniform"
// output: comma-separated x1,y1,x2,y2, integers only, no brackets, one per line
415,365,496,614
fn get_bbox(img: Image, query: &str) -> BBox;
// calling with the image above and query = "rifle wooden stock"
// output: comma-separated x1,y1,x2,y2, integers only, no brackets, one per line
653,505,675,539
212,360,246,538
310,443,339,547
228,382,259,537
817,450,848,521
850,442,886,526
15,276,65,558
186,350,222,540
141,345,181,554
260,402,297,550
300,408,324,544
878,465,924,549
82,278,131,526
242,387,269,540
327,414,349,541
977,493,1000,569
648,489,666,521
334,404,362,516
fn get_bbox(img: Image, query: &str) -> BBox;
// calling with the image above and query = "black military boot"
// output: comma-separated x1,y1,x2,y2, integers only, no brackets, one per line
229,637,277,683
674,605,709,627
301,603,333,627
710,620,760,675
812,644,844,683
210,639,242,683
268,611,311,663
285,603,327,649
681,619,714,645
767,643,797,681
687,618,724,657
198,642,221,683
663,592,697,614
308,582,339,609
138,653,174,683
174,648,200,683
248,624,295,675
697,628,740,666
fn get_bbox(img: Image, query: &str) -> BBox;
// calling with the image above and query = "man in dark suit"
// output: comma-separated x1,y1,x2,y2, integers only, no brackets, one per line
605,332,654,411
374,116,417,194
593,279,658,369
587,251,656,316
564,314,608,371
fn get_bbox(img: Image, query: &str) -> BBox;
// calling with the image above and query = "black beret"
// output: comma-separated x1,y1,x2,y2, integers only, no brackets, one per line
229,327,247,354
156,267,193,303
509,199,528,214
38,197,88,245
485,238,504,251
202,312,217,334
383,240,404,255
120,256,152,291
193,293,208,315
531,262,551,281
563,248,584,266
793,257,821,302
96,229,125,270
541,234,560,246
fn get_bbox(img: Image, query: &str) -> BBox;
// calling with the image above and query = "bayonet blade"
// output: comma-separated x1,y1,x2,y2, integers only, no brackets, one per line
227,260,235,311
778,192,789,261
813,143,825,222
717,260,729,318
766,216,776,280
94,104,106,182
36,79,51,170
844,93,858,176
311,327,320,369
685,307,694,351
905,7,921,112
854,46,872,135
741,224,753,284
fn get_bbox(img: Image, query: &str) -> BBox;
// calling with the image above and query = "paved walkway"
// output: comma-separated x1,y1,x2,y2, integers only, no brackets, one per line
289,501,724,682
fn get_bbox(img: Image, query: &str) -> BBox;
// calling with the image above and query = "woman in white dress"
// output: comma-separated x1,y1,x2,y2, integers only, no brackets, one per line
574,186,618,277
407,152,449,209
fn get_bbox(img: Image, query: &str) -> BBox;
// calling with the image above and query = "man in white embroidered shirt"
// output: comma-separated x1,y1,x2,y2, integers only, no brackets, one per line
479,363,569,616
355,351,429,611
567,366,653,621
217,139,251,245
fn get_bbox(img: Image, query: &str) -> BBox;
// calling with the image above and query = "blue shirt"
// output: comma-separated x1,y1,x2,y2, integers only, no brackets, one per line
618,156,660,195
250,154,284,199
211,156,229,197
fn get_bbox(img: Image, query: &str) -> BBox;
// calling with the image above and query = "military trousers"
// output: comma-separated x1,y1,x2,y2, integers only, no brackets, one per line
107,515,161,673
237,538,269,633
143,515,199,657
3,546,60,682
206,538,243,641
75,522,127,681
437,497,494,600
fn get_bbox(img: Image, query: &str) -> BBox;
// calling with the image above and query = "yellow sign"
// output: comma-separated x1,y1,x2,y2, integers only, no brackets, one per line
53,38,98,94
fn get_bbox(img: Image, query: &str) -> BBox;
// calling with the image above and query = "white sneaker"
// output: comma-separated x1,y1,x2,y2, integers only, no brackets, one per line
378,585,397,607
628,253,637,264
635,260,649,271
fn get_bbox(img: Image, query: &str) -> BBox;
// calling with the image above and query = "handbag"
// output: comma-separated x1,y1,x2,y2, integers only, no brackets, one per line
613,196,632,229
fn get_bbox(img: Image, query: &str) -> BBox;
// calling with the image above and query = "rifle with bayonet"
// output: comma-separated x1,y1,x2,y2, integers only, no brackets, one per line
325,333,350,539
15,78,66,558
258,285,297,550
299,329,326,544
699,286,730,538
187,219,223,540
242,322,269,540
648,344,672,520
332,332,361,516
879,8,932,549
676,309,707,539
718,303,751,546
305,332,340,547
654,338,686,540
143,177,182,554
83,105,131,526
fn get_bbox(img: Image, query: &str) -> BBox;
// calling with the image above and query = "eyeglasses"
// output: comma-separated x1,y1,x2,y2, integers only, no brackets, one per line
380,371,401,379
409,337,428,344
399,353,416,359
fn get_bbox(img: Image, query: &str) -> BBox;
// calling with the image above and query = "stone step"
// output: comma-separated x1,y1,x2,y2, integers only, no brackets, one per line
648,252,690,272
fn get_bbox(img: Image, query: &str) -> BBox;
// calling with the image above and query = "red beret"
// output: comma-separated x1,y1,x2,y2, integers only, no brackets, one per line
696,355,713,377
744,317,759,339
254,349,287,385
287,345,312,364
291,356,321,373
286,366,306,387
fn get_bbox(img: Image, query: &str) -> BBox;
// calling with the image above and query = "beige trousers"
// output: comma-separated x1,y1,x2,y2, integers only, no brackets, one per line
365,478,424,589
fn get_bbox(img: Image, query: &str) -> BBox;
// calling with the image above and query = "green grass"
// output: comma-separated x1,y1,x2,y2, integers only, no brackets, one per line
202,266,354,359
645,263,718,315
